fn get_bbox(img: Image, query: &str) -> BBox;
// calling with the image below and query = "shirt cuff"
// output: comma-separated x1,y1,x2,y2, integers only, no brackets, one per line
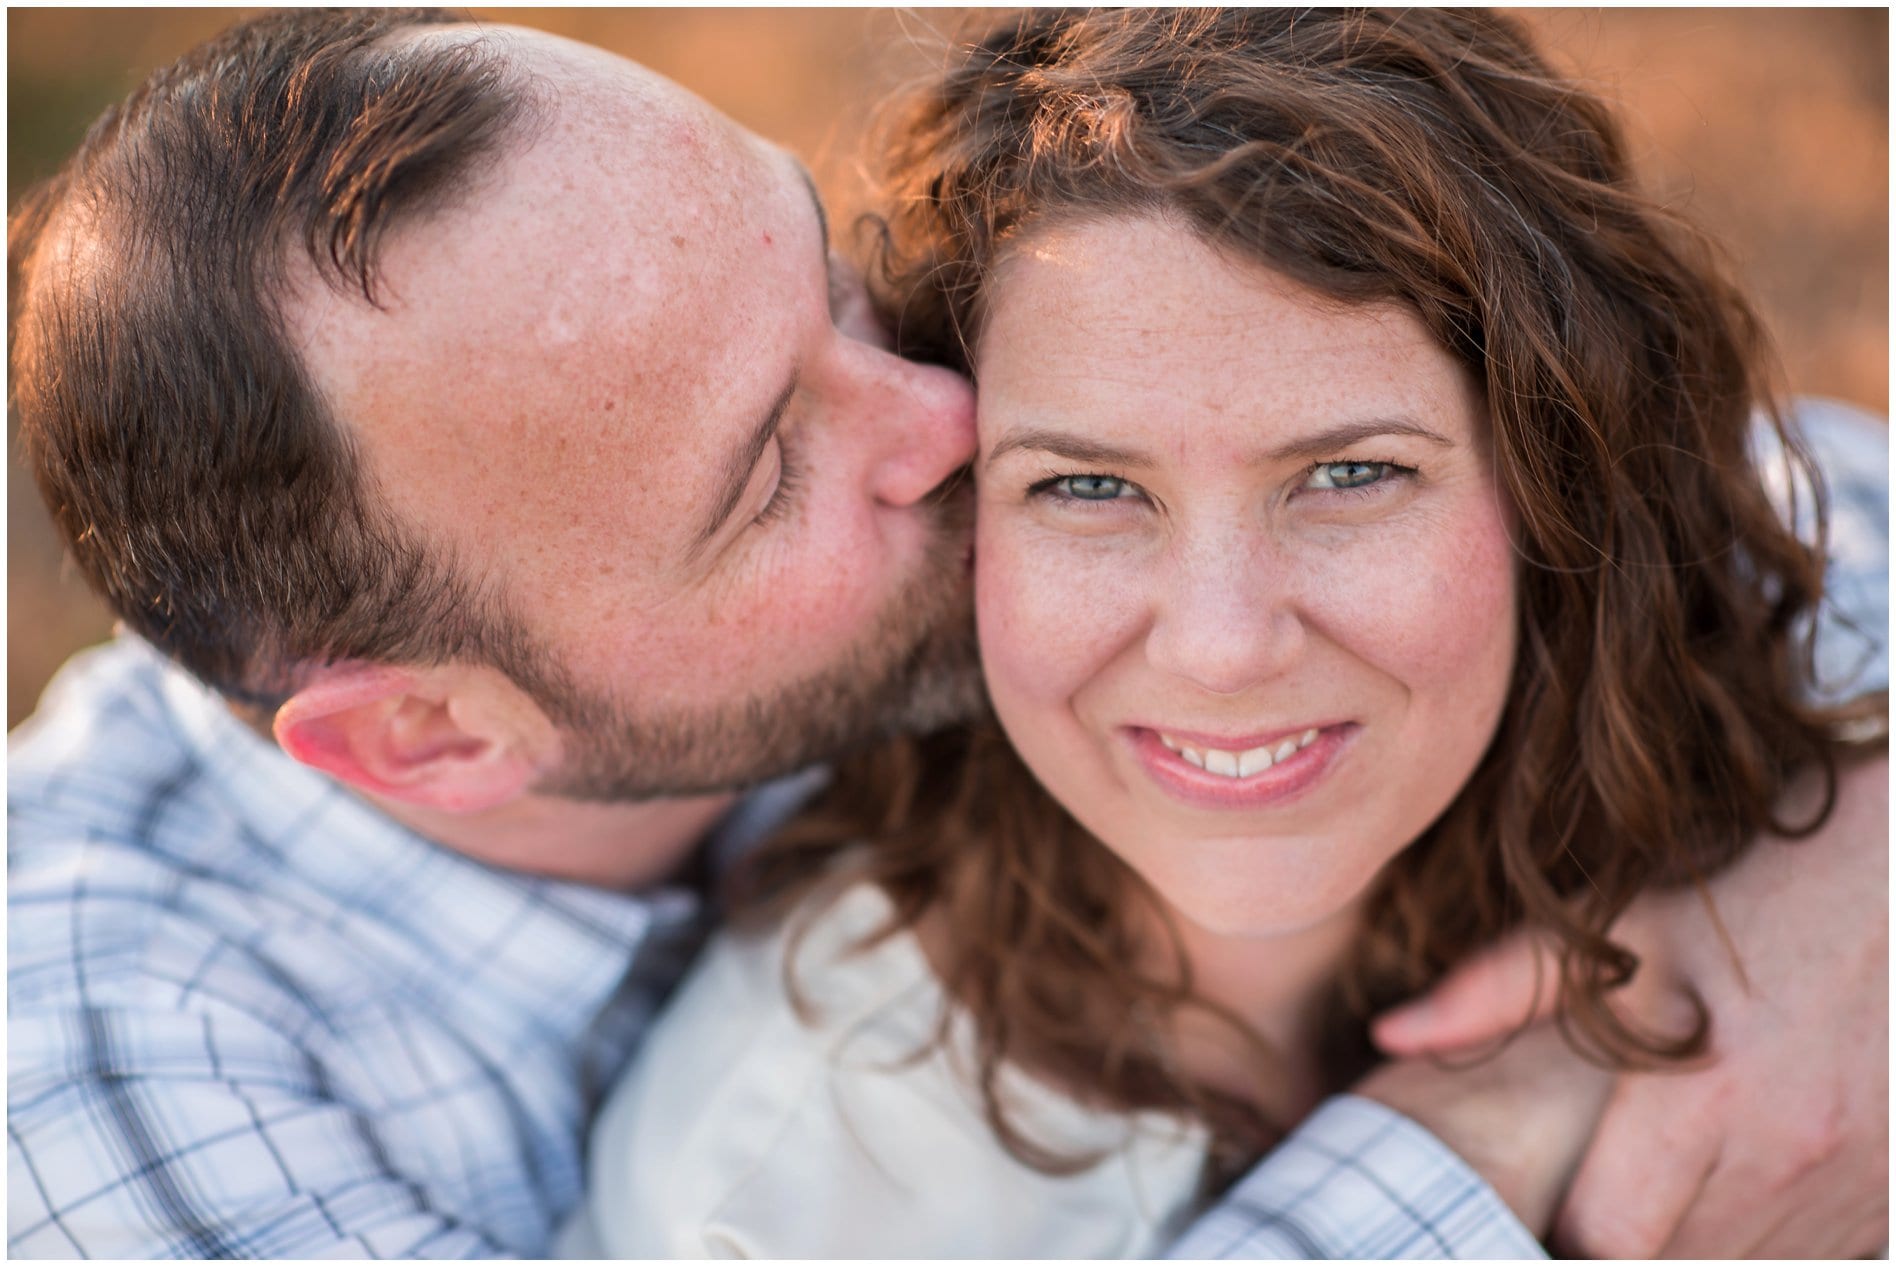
1166,1094,1546,1259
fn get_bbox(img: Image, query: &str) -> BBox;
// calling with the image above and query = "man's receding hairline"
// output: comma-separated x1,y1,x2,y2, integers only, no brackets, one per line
405,20,705,119
275,22,560,313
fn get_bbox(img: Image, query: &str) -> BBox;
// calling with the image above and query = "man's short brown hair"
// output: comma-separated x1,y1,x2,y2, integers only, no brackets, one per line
11,8,554,708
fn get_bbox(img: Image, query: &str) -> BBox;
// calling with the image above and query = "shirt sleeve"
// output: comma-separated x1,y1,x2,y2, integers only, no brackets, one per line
1758,398,1889,707
1805,399,1888,701
7,1001,511,1259
1165,1096,1544,1260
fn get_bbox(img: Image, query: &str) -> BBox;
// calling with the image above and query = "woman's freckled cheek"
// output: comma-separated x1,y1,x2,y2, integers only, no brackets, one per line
977,537,1048,685
1322,506,1516,678
977,525,1131,707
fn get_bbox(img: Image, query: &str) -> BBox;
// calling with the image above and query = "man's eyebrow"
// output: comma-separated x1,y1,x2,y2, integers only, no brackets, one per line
793,159,829,260
690,376,797,560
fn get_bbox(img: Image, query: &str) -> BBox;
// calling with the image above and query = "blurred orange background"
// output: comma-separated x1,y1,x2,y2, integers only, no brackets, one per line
9,8,1888,727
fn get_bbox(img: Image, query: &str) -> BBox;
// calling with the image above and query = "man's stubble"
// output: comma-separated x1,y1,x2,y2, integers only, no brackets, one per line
536,482,985,802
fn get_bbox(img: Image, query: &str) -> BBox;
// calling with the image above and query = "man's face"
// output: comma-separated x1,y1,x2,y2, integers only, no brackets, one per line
286,28,982,799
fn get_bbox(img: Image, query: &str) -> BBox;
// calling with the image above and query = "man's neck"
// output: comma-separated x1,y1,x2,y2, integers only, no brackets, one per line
367,787,739,893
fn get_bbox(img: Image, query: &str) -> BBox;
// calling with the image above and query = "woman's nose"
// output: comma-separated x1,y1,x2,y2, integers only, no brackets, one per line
1143,536,1306,695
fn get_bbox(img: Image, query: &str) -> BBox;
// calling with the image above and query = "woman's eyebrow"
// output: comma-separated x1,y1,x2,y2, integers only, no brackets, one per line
1266,418,1453,462
984,418,1452,469
984,429,1152,469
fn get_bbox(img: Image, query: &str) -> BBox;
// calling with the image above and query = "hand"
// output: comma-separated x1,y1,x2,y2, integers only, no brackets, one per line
1354,1022,1614,1238
1370,752,1890,1257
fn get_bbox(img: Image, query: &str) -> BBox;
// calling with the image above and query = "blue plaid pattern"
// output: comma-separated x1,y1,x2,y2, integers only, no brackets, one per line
1169,1097,1546,1259
1754,398,1890,713
9,639,723,1257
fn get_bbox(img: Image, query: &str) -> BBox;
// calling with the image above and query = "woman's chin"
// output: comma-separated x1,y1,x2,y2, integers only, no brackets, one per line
1142,854,1381,944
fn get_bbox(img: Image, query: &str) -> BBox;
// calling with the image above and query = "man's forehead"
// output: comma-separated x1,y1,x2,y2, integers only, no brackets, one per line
299,32,788,359
283,29,819,587
421,22,759,154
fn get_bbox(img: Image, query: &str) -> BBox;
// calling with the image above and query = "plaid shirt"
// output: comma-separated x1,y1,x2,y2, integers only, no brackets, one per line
9,639,752,1257
1754,397,1891,712
1169,1097,1546,1258
9,402,1887,1259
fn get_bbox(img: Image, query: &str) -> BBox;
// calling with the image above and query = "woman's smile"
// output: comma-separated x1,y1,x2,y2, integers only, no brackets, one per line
1121,722,1357,812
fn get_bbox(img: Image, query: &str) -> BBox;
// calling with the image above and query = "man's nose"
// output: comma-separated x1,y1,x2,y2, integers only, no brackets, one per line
1143,534,1306,695
853,346,977,508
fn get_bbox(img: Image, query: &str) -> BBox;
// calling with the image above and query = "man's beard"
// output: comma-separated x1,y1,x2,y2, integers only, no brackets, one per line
533,490,985,802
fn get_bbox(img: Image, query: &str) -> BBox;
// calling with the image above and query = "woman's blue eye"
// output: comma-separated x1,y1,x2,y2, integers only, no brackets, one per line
1054,474,1129,501
1307,461,1390,490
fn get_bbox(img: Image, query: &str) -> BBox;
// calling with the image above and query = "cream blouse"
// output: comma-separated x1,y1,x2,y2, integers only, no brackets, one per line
555,881,1211,1258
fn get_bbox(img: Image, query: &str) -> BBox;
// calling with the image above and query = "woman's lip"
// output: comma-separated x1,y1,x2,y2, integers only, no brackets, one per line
1124,723,1357,810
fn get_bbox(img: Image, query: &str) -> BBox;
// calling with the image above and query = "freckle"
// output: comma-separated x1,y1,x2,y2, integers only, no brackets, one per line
671,234,686,248
603,399,616,412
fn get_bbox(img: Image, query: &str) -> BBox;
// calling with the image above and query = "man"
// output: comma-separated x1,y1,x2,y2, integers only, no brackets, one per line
9,10,1886,1258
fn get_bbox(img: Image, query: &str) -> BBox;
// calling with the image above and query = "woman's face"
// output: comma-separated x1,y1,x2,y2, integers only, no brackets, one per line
974,215,1518,941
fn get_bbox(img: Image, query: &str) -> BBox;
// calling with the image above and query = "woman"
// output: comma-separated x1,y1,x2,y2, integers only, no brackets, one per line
559,9,1880,1256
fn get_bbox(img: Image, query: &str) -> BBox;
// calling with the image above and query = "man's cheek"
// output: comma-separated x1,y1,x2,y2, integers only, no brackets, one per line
715,512,881,627
799,516,907,621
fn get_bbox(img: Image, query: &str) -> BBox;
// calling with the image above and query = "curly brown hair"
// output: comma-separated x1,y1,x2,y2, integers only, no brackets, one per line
736,7,1876,1173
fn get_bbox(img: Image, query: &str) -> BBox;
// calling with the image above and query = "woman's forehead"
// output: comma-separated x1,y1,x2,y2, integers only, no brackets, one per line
980,217,1472,424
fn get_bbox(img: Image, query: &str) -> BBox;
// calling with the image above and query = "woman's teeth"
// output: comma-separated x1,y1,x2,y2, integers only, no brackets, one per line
1158,729,1320,778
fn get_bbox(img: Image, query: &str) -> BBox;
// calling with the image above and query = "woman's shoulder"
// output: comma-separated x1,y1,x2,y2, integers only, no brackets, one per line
563,879,1210,1258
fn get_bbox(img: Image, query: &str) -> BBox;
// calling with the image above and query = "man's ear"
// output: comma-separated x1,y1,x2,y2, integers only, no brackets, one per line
273,662,555,813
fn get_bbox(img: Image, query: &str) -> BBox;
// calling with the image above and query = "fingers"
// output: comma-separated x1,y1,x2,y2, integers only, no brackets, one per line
1703,1180,1886,1260
1834,1211,1892,1261
1352,1021,1617,1238
1371,929,1561,1056
1551,1077,1718,1259
1664,1115,1887,1258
